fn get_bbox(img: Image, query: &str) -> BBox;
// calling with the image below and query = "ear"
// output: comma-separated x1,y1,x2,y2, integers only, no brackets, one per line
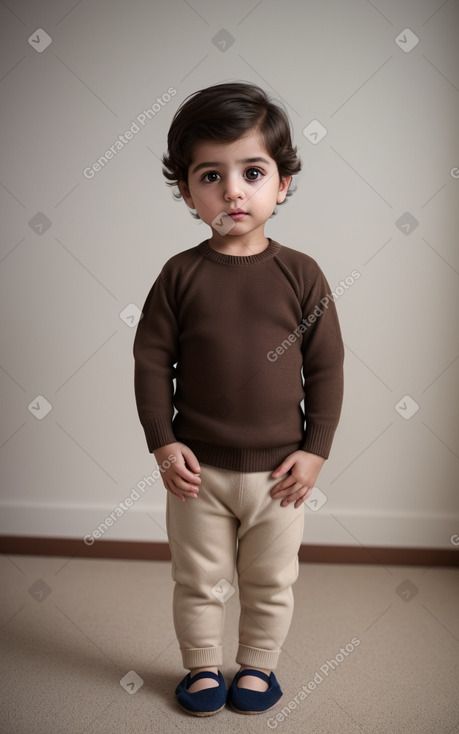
277,175,292,204
178,180,195,210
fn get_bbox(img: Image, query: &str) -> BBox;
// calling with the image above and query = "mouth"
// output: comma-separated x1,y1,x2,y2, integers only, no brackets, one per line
227,210,247,220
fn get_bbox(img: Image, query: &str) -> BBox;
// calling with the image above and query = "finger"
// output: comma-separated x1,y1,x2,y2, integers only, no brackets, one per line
165,482,185,502
162,476,179,496
294,495,310,509
173,475,200,494
181,445,201,475
174,464,201,486
280,487,310,507
170,486,197,502
271,476,297,495
165,478,197,501
292,486,314,509
271,457,295,478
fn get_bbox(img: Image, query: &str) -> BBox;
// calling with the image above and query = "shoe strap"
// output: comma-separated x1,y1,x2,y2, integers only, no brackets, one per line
188,671,221,685
236,669,270,684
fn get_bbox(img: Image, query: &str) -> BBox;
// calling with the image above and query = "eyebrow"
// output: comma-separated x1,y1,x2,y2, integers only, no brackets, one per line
190,157,271,175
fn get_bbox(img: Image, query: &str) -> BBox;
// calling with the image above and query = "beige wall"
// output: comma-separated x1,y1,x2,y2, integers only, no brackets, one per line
1,0,458,549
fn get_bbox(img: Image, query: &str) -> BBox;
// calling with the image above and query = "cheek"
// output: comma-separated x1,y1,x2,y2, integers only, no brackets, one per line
257,177,280,197
196,195,217,213
193,194,218,219
188,187,210,208
195,185,217,200
257,184,280,207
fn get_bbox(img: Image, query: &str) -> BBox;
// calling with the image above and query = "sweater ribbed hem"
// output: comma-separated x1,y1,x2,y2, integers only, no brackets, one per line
141,420,337,463
301,423,337,459
179,439,301,473
140,415,176,452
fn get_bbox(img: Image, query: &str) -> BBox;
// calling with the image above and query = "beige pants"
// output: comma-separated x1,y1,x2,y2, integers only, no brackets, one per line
166,462,304,670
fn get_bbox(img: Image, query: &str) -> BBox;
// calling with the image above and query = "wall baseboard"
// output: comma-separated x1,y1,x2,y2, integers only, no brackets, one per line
0,536,458,566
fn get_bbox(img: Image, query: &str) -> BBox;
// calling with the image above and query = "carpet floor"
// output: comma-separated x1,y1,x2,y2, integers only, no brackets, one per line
0,555,458,733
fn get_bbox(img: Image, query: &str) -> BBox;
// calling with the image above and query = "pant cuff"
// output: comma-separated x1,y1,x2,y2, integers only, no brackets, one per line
236,644,281,670
181,646,223,669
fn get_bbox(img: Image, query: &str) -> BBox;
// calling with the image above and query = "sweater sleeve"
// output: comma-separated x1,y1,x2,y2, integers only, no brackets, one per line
133,273,179,452
300,269,344,459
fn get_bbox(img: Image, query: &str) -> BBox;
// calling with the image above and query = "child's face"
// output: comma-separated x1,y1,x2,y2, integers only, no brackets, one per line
178,129,291,242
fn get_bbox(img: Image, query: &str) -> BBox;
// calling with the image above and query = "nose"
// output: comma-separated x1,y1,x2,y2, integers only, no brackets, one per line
224,174,244,201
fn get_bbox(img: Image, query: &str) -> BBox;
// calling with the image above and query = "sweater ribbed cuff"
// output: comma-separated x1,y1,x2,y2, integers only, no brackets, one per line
301,424,337,459
140,415,176,453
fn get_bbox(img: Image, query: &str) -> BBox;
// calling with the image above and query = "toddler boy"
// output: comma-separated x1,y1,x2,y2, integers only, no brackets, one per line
134,81,344,716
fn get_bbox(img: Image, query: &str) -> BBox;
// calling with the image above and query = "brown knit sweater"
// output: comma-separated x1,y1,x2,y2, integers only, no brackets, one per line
133,239,344,472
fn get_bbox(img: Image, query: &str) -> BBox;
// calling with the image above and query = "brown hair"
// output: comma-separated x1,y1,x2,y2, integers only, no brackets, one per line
162,82,301,216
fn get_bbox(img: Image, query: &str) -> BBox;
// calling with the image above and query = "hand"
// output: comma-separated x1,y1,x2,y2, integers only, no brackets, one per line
153,442,201,502
270,451,325,509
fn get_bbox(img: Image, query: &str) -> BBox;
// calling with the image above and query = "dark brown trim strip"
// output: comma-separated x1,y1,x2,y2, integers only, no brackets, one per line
298,544,459,566
0,536,458,566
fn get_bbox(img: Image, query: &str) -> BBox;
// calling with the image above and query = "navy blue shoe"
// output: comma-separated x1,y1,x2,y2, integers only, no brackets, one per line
228,669,283,714
175,670,227,716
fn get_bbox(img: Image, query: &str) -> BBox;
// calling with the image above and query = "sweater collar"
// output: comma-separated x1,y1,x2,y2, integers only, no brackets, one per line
197,238,280,266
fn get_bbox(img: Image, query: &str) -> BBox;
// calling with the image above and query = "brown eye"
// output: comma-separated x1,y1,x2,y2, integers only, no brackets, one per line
245,168,262,181
202,171,220,182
